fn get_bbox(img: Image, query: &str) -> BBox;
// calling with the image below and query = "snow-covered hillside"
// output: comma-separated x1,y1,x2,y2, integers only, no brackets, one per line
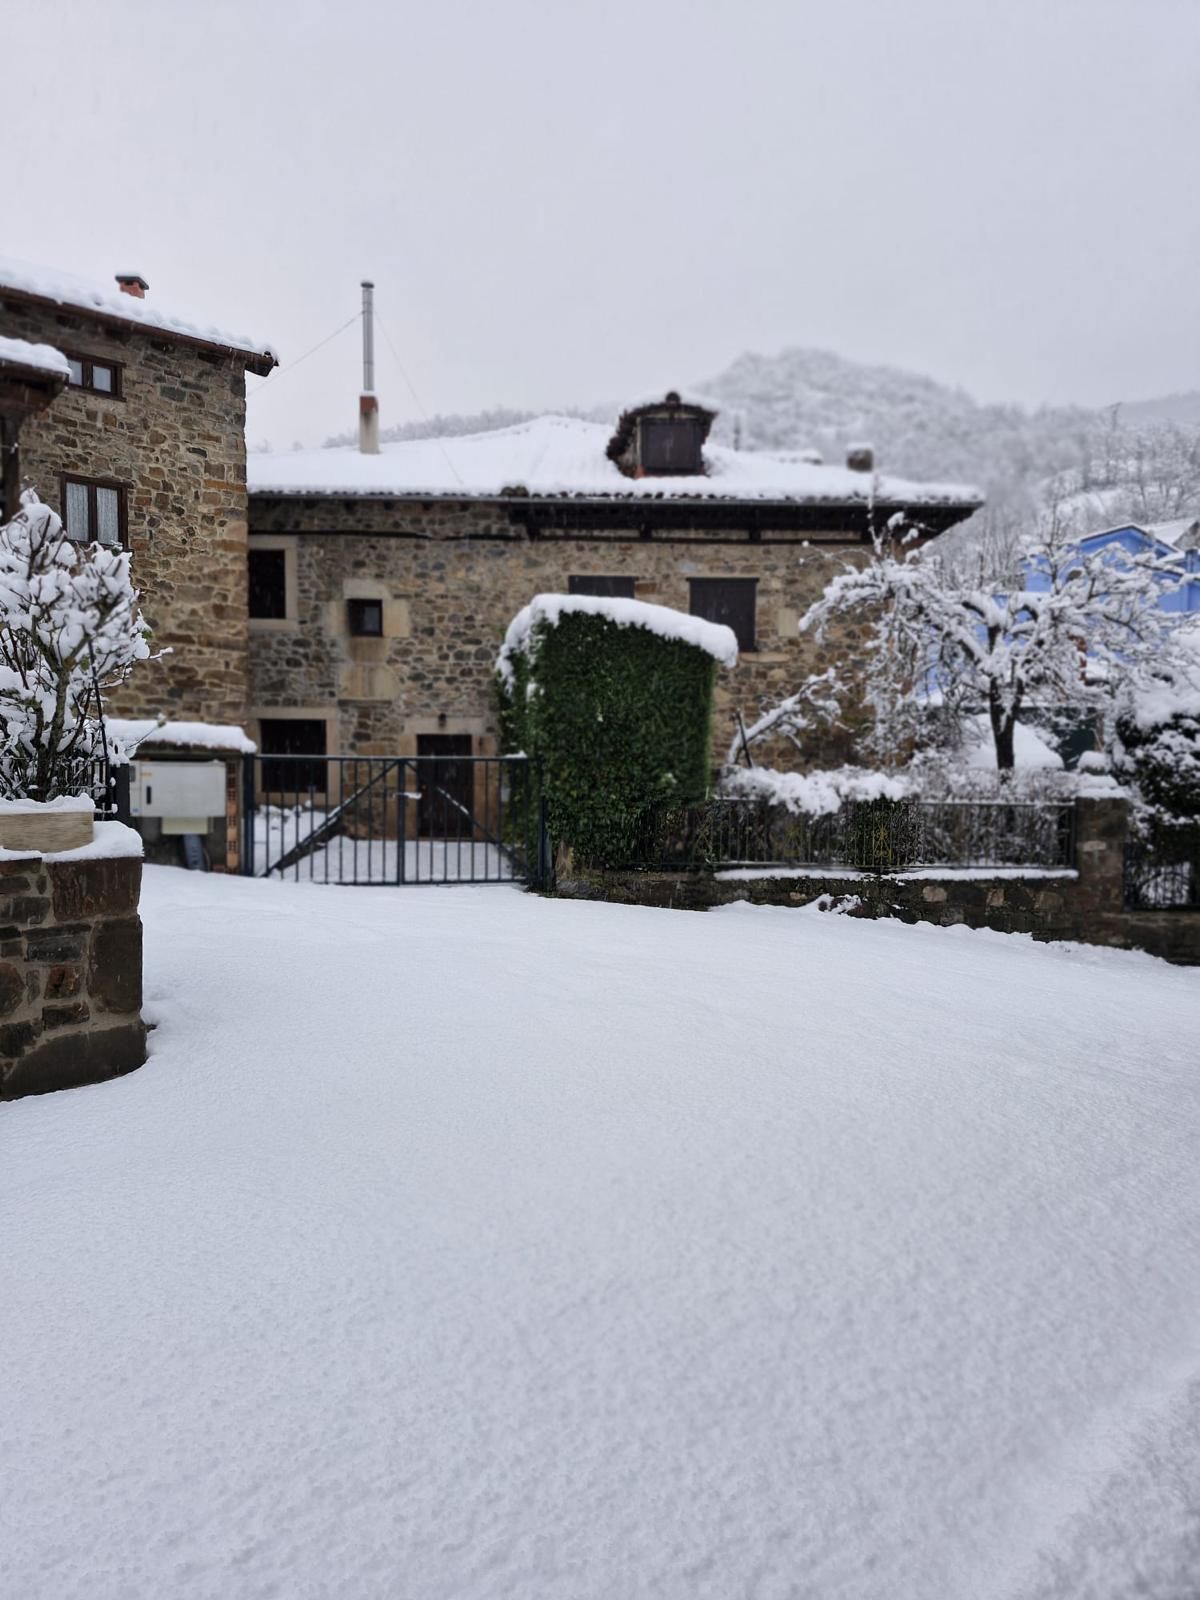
5,871,1200,1599
696,346,1094,489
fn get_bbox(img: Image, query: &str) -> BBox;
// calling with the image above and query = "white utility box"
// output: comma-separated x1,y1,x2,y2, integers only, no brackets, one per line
129,760,227,835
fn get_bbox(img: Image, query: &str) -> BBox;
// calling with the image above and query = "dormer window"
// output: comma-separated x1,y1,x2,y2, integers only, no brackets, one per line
639,415,705,476
607,390,716,479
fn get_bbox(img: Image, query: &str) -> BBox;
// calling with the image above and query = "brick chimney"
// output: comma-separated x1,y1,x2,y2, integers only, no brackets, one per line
846,444,874,472
115,274,149,299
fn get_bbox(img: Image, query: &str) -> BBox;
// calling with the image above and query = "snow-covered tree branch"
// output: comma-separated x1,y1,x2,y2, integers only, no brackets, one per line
727,668,841,767
799,508,1186,771
0,492,150,801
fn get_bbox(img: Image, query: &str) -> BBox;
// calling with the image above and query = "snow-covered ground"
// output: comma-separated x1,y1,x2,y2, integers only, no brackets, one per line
4,870,1200,1600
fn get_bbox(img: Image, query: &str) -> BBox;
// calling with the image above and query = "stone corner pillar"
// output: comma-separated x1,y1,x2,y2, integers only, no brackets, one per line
0,849,146,1100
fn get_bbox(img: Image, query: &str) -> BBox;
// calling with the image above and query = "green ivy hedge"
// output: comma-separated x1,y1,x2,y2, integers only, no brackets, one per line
497,609,719,867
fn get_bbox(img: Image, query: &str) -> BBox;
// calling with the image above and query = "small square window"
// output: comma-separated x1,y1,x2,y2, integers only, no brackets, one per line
348,598,383,636
91,362,115,394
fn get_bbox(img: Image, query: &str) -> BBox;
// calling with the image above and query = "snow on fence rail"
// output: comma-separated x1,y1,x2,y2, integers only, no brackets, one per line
625,797,1079,875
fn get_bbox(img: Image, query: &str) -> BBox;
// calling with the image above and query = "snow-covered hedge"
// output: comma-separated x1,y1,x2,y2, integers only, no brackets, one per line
0,493,149,802
722,759,1126,812
497,594,733,866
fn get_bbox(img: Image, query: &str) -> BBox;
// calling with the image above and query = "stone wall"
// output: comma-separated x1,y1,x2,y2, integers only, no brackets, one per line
0,836,145,1098
5,297,252,726
248,494,871,767
554,799,1200,964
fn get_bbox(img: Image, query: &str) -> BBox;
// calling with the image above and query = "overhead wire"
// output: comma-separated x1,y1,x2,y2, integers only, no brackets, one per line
375,311,466,488
246,312,362,404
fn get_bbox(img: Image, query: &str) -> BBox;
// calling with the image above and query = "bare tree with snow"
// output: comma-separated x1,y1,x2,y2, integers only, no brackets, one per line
799,505,1185,772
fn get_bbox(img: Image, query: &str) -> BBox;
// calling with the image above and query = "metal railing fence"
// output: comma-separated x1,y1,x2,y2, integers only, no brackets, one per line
625,796,1078,874
242,752,549,887
1124,824,1200,911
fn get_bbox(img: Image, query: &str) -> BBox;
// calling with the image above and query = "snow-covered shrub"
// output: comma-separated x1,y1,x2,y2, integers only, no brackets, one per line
717,764,910,818
1111,628,1200,822
0,492,150,801
496,595,736,867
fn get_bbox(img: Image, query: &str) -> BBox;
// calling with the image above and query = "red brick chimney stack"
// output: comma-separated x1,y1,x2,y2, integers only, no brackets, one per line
115,274,149,299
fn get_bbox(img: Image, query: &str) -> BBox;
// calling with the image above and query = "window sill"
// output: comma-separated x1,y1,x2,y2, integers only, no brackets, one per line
249,616,298,633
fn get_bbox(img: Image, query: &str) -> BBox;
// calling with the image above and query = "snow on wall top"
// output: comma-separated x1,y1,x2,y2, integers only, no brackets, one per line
248,415,983,507
105,719,257,756
497,592,739,686
0,257,277,369
0,334,71,377
0,819,142,864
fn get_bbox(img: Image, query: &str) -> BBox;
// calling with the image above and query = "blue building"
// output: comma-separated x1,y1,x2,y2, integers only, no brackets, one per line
1022,519,1200,615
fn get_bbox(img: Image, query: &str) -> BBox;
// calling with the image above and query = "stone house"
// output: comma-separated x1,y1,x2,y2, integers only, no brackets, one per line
0,259,276,728
1,260,983,810
246,392,982,779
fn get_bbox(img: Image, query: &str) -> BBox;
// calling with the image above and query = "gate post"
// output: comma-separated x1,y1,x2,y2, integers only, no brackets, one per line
397,759,408,884
113,763,132,826
535,766,553,890
241,754,257,876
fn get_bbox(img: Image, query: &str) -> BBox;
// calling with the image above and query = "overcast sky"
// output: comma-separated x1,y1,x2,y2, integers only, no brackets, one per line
10,0,1199,448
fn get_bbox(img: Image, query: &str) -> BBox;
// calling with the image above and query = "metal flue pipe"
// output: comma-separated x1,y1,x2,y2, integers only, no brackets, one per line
359,279,379,454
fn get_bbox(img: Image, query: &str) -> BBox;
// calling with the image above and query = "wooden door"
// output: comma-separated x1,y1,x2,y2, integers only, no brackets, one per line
416,734,474,837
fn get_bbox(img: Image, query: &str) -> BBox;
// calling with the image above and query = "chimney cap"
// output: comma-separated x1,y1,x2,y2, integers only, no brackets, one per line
846,443,875,472
115,273,149,297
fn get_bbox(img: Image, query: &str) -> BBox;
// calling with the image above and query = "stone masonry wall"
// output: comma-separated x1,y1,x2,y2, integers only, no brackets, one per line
0,848,145,1098
249,495,872,768
5,297,252,726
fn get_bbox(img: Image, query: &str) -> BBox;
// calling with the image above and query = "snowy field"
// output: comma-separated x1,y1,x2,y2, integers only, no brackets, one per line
5,871,1200,1600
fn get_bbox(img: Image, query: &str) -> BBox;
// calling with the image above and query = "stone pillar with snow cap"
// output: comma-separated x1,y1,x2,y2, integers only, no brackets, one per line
0,810,146,1099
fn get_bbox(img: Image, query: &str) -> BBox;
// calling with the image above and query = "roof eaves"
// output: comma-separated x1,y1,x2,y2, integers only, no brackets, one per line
0,283,278,375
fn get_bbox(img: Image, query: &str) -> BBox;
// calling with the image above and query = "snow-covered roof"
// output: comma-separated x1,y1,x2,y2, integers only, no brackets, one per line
1077,520,1200,559
1144,517,1200,549
0,257,277,373
248,415,983,507
0,334,71,378
497,592,739,686
614,387,721,417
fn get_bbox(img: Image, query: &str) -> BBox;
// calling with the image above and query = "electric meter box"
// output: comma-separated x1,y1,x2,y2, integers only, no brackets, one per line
129,760,227,835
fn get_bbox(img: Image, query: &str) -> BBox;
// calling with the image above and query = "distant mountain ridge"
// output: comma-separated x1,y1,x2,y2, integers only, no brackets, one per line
322,347,1200,517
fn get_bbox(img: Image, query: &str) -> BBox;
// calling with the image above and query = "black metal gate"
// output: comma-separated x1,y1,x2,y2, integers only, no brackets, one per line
242,752,550,887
